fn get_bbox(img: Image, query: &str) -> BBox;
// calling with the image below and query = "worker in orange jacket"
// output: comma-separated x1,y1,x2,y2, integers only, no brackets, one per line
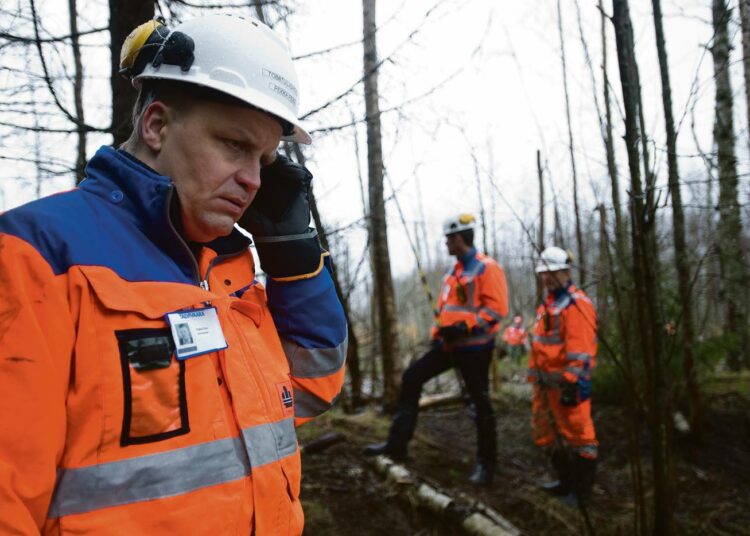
502,315,528,363
0,16,347,535
364,214,508,486
528,246,598,507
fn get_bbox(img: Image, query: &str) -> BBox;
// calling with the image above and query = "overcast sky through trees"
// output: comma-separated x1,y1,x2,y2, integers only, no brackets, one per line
1,0,746,275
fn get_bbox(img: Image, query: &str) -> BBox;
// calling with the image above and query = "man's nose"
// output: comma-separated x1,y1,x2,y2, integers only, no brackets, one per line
235,163,261,192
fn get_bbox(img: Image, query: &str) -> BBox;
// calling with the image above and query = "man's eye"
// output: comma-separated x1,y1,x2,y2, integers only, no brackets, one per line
223,138,244,152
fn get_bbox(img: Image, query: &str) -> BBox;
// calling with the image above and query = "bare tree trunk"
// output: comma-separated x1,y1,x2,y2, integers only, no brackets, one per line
600,0,626,260
537,150,545,305
471,150,489,254
651,0,702,437
597,204,609,324
68,0,86,183
363,0,401,411
552,187,565,248
109,0,154,146
711,0,750,370
368,278,380,398
612,1,675,533
557,0,586,286
739,0,750,156
488,141,499,259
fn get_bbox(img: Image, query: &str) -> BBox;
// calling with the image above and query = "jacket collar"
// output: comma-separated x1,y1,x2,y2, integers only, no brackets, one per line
546,281,575,306
457,247,478,270
80,146,250,267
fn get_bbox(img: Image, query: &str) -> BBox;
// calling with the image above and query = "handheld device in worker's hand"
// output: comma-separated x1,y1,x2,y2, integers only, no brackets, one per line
437,321,469,343
239,154,322,279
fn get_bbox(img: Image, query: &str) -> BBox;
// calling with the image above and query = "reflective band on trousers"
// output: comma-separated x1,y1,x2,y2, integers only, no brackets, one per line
282,335,348,379
48,418,296,518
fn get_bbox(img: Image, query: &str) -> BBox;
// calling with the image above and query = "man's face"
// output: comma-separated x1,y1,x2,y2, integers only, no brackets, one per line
540,269,569,291
153,100,282,243
445,233,463,256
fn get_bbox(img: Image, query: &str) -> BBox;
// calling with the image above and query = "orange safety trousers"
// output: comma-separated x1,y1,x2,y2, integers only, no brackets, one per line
531,385,598,459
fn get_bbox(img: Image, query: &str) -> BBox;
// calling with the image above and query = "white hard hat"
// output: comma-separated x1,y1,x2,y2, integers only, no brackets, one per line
443,213,476,236
121,15,310,144
535,246,572,273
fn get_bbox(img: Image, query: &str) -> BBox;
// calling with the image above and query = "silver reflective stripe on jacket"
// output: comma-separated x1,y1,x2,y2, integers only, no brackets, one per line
479,307,503,322
535,334,563,345
241,418,297,469
442,304,475,313
293,389,339,418
48,418,296,518
282,334,348,379
566,351,592,363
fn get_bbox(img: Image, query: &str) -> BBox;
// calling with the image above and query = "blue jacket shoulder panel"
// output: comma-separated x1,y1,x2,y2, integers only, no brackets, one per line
0,186,194,283
0,147,199,283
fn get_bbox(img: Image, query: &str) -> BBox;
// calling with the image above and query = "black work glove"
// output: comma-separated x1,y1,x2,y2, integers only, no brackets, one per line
239,154,322,279
560,381,580,407
437,321,469,343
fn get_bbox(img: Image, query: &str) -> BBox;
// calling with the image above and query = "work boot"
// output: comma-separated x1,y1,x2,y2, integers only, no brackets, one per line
571,455,597,505
468,462,494,486
362,442,407,462
475,415,497,470
558,455,596,508
539,449,571,496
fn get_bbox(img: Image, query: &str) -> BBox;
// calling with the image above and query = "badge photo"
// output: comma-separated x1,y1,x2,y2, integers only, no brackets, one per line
165,306,228,360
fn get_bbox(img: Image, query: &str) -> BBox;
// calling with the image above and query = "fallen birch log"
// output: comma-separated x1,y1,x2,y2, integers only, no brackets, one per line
419,392,464,410
366,455,521,536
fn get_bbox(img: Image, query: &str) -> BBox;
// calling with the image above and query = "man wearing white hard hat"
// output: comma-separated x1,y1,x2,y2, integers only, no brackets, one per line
528,246,598,507
0,15,346,534
365,214,508,486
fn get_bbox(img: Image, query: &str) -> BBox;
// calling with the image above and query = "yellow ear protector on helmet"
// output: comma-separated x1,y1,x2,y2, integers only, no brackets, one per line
458,213,476,225
566,249,574,264
119,18,195,79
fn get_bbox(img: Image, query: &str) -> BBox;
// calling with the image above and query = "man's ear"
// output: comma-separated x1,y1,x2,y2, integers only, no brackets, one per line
141,101,171,152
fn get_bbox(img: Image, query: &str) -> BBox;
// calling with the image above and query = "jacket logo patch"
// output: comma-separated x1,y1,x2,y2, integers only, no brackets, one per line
277,381,294,416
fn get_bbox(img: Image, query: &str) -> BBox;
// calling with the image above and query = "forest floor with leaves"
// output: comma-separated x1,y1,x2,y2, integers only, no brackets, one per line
296,365,750,536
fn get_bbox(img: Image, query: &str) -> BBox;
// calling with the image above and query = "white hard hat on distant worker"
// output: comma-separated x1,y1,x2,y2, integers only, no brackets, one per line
119,15,311,144
443,213,477,236
535,246,572,273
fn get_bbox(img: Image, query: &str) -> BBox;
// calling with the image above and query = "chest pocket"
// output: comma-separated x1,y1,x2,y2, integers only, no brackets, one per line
116,328,188,445
79,267,209,448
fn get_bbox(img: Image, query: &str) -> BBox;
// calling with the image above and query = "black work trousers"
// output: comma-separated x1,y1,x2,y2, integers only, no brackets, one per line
386,345,496,466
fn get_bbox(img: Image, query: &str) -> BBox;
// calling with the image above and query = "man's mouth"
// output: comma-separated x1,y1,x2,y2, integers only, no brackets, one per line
220,196,247,215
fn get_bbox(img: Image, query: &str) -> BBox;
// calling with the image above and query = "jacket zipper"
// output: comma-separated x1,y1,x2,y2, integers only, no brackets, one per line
165,185,208,290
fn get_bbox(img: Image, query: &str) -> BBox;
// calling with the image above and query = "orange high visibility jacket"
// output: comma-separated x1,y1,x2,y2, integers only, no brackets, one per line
502,324,527,346
0,147,347,535
528,283,597,386
431,249,508,349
